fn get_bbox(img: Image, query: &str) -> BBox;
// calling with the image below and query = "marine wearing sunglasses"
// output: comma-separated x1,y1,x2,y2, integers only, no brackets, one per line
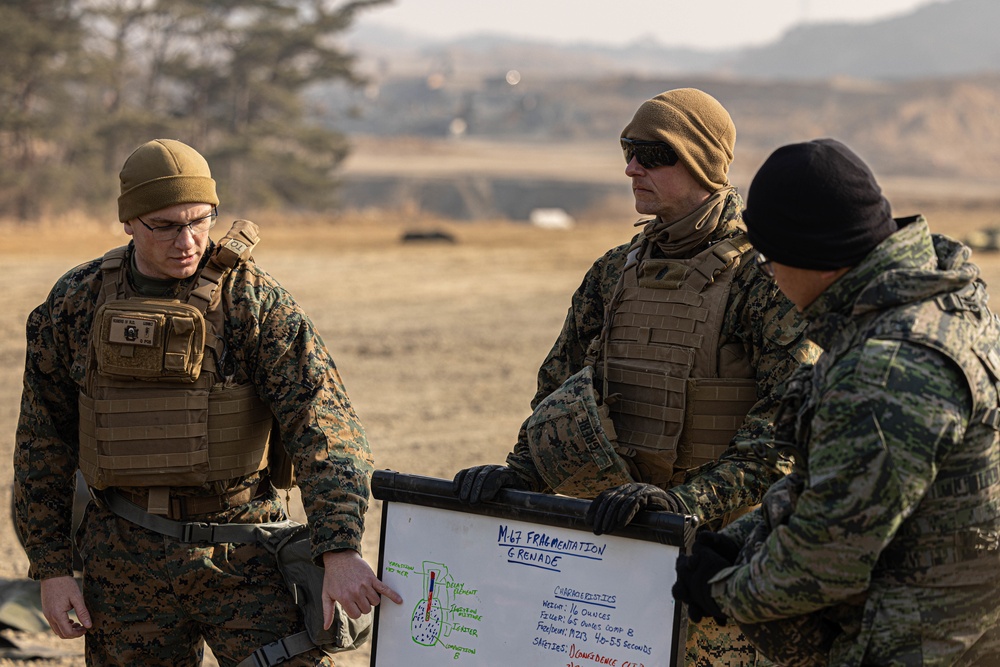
621,138,681,169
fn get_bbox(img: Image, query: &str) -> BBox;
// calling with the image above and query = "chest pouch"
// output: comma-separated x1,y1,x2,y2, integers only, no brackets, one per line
93,299,206,383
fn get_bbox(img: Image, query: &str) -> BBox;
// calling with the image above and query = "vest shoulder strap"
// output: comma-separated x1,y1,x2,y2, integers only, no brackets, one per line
687,233,751,292
186,220,260,373
98,246,130,304
100,245,128,270
215,219,260,269
188,219,260,315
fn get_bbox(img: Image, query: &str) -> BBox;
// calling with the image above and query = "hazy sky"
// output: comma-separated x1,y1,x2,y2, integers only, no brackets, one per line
359,0,942,50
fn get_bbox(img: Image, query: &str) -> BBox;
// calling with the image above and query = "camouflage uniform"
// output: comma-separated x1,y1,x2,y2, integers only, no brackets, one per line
714,217,1000,666
14,239,371,666
506,191,819,666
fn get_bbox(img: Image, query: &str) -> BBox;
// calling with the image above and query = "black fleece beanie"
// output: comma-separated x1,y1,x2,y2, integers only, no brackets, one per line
743,138,897,270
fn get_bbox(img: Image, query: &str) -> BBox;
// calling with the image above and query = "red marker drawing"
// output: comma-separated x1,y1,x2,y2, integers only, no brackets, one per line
424,570,436,621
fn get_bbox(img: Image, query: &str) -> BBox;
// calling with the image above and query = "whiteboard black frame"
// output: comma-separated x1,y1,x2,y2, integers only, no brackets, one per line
371,470,698,667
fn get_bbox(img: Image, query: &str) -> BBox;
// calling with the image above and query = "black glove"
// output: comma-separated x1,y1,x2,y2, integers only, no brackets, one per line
671,531,740,625
453,465,528,504
585,482,685,536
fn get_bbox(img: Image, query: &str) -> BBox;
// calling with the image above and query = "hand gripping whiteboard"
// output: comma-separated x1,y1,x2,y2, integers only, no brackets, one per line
371,471,697,667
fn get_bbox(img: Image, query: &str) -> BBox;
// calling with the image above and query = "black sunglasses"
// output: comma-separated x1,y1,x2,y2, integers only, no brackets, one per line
621,138,680,169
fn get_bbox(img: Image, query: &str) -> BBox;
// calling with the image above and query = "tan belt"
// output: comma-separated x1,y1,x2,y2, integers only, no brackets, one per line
114,478,268,520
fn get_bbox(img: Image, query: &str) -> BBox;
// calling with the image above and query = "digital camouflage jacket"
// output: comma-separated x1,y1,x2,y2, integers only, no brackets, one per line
506,191,819,528
716,217,1000,665
14,239,372,580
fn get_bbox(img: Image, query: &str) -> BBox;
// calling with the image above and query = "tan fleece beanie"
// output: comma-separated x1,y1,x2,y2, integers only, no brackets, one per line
118,139,219,222
621,88,736,192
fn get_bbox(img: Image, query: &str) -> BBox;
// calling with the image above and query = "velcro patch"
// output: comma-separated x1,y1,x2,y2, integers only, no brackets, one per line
108,315,158,347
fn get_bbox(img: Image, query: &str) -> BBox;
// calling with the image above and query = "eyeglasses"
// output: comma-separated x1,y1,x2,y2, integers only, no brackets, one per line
621,138,680,169
754,252,775,279
137,207,218,241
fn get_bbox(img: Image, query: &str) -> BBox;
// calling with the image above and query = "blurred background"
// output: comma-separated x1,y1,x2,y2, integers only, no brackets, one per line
2,0,999,663
2,0,998,226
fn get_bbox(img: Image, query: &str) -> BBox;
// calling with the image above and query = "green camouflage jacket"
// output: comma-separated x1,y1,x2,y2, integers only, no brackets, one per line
715,217,1000,665
14,239,372,580
506,191,818,527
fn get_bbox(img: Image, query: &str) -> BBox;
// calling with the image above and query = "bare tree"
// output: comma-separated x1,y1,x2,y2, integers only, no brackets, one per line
0,0,389,219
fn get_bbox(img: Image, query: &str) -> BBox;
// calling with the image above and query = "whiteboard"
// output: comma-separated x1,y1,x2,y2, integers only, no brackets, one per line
371,471,694,667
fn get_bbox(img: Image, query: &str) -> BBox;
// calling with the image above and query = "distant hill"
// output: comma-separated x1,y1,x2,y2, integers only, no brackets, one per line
730,0,1000,80
327,73,1000,218
330,0,1000,220
347,0,996,82
343,24,730,81
321,71,1000,180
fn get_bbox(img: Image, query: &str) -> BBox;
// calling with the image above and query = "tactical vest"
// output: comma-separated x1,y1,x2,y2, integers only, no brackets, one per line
591,233,758,489
78,221,285,492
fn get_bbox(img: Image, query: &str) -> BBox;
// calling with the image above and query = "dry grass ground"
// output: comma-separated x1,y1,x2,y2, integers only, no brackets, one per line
2,198,1000,666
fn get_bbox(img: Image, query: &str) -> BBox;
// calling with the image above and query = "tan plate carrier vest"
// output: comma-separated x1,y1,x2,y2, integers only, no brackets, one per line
78,221,291,492
591,233,758,489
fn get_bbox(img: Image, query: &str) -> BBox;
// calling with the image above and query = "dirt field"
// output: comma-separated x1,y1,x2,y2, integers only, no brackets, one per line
2,199,1000,666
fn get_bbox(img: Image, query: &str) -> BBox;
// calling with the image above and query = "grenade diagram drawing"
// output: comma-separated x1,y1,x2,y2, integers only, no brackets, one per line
410,561,454,646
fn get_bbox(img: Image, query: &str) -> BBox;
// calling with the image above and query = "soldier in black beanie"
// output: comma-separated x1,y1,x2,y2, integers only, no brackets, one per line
672,137,1000,665
742,138,899,310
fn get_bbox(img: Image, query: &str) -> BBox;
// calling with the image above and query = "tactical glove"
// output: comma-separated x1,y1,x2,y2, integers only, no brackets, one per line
585,482,686,536
671,531,740,625
453,465,528,504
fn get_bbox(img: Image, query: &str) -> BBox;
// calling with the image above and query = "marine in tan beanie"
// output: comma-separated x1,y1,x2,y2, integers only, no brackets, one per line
16,132,405,665
118,138,219,222
621,88,736,192
118,139,221,280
